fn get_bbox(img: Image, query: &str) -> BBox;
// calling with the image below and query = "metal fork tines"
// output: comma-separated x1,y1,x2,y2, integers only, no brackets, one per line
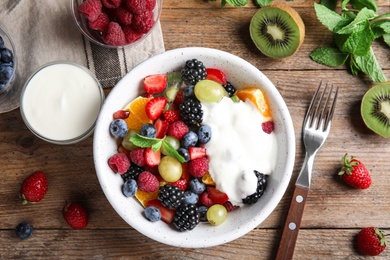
296,82,339,188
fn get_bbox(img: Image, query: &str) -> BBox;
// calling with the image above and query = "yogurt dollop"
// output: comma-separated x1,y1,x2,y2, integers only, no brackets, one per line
202,97,277,206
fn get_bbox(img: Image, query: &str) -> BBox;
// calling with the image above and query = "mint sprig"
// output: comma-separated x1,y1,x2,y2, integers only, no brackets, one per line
310,1,390,83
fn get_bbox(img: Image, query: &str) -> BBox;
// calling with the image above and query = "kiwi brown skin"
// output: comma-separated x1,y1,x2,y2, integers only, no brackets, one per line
249,3,305,59
361,81,390,138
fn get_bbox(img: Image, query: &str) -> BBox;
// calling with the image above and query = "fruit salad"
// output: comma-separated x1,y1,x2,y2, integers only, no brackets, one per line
107,59,277,231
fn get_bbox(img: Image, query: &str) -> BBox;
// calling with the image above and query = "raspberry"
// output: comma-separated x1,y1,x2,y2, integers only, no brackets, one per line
167,120,189,140
200,191,213,207
108,153,130,174
116,6,133,26
137,171,159,192
103,22,126,46
123,26,143,44
188,157,209,178
126,0,146,14
145,0,156,10
223,201,239,212
101,0,122,8
129,147,146,166
132,11,155,33
168,179,188,191
89,12,110,32
163,109,181,123
79,0,102,22
262,121,274,134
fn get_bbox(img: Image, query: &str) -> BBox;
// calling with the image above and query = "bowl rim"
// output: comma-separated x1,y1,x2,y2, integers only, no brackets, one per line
70,0,163,49
93,47,296,247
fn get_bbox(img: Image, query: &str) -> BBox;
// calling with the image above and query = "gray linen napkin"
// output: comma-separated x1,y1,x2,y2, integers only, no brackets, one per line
0,0,165,113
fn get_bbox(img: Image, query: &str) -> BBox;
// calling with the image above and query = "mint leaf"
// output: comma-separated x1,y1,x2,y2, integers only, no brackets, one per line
224,0,248,6
335,8,376,34
314,3,346,32
310,47,349,67
351,0,377,12
349,57,360,75
383,33,390,46
335,21,374,56
320,0,337,11
161,140,186,163
353,48,387,83
130,134,163,152
255,0,272,7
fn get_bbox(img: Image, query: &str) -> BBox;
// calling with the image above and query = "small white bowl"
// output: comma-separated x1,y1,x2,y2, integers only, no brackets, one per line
93,47,295,248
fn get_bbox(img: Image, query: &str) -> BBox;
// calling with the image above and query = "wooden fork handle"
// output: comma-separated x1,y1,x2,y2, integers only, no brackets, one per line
275,185,309,260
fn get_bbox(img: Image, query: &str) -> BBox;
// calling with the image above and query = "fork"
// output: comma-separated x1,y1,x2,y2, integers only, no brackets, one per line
275,82,338,260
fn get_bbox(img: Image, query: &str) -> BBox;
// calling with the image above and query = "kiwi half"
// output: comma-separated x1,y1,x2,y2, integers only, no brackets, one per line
249,4,305,59
361,81,390,138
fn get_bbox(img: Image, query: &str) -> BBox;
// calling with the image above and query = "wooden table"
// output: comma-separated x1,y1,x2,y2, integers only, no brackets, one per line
1,0,390,259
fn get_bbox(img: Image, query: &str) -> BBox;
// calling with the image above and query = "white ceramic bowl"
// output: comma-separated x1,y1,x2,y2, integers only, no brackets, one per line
93,47,295,248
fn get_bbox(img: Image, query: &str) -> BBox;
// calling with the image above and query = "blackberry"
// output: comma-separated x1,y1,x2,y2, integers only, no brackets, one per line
179,98,203,126
223,81,237,97
121,164,143,182
173,204,200,231
181,59,207,85
242,170,267,205
158,184,185,210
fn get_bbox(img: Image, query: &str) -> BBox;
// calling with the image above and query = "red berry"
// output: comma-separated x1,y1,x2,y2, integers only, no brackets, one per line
145,199,175,224
173,89,185,107
62,202,89,229
137,171,159,192
200,191,213,207
126,0,146,14
117,145,130,156
207,186,229,204
163,109,181,123
101,0,122,9
168,179,188,191
188,157,209,178
144,148,161,167
357,227,387,256
131,10,154,33
113,109,130,119
188,147,206,160
116,6,133,25
338,154,371,189
145,0,156,10
154,118,169,138
167,120,189,140
143,74,167,94
79,0,102,22
108,153,130,174
129,147,146,166
123,25,143,43
89,12,110,32
20,171,48,204
102,22,126,46
145,96,168,120
262,121,274,134
205,68,227,85
223,201,239,212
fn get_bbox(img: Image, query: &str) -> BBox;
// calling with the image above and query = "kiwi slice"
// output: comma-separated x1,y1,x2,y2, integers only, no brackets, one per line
361,81,390,138
249,4,305,59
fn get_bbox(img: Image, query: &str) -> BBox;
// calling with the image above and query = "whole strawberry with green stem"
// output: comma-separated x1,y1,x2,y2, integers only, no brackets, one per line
338,154,371,189
357,227,387,256
20,171,48,204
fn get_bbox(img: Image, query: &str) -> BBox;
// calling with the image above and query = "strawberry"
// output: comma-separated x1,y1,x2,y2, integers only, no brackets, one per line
154,118,169,138
357,227,387,256
206,68,227,85
20,171,48,204
143,74,167,94
144,148,161,167
145,96,168,120
188,147,207,160
145,199,175,223
338,154,371,189
62,202,89,229
173,89,185,106
207,186,229,204
113,109,130,119
163,109,181,123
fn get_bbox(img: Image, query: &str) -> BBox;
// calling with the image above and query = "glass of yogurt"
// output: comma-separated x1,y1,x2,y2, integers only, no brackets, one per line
20,61,104,144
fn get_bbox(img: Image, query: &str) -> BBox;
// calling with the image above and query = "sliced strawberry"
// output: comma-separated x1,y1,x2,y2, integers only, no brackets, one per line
173,89,185,106
144,74,167,94
207,186,229,204
206,68,227,85
113,109,130,119
163,109,181,123
145,199,175,224
154,118,169,138
188,147,207,160
117,144,130,156
144,148,161,167
169,179,188,191
145,96,168,120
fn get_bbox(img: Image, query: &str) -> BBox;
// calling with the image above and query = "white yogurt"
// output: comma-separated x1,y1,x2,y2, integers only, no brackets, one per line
202,97,277,206
21,62,103,144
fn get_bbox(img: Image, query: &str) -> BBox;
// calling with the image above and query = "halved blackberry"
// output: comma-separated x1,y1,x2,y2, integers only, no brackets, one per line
179,98,203,126
173,204,200,231
158,184,185,210
121,164,143,182
242,170,267,205
223,81,237,97
181,59,207,85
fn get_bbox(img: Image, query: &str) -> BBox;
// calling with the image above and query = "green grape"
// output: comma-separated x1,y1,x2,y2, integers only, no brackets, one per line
207,204,228,226
121,130,138,151
194,80,228,103
158,155,182,182
161,136,180,155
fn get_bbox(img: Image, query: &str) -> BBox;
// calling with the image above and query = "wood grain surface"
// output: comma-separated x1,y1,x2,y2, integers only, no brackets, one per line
1,0,389,259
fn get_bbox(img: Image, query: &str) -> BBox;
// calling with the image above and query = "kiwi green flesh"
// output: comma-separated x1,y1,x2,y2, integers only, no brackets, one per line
250,7,301,58
361,82,390,138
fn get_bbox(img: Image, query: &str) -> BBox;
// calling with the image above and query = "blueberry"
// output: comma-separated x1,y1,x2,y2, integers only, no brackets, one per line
144,206,162,222
183,84,195,99
140,123,157,138
109,119,128,138
0,48,13,63
198,125,212,144
181,131,198,148
183,191,199,205
122,179,137,197
198,206,208,222
189,178,206,194
177,148,190,162
16,222,33,240
0,64,13,84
